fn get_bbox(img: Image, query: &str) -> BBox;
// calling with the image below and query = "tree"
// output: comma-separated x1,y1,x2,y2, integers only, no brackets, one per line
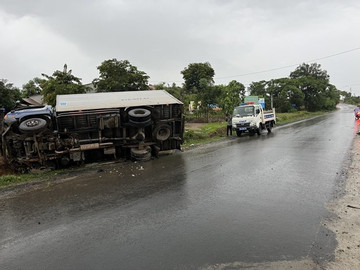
220,80,245,114
22,78,42,98
249,80,267,97
290,63,329,82
286,85,305,110
266,79,291,112
0,80,22,111
41,64,88,106
294,77,337,111
181,62,215,94
290,63,339,111
196,78,222,121
249,80,271,109
93,59,149,92
266,78,304,112
152,82,185,103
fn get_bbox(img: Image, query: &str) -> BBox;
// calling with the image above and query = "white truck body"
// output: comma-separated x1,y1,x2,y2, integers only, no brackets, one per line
232,103,276,137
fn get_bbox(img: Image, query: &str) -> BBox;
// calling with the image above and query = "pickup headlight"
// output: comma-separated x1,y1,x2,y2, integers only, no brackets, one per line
3,114,17,124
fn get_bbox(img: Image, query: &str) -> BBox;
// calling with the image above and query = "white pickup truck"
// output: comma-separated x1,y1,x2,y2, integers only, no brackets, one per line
232,102,276,137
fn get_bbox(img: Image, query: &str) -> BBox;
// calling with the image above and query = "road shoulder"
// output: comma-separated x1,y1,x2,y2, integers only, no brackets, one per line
325,137,360,269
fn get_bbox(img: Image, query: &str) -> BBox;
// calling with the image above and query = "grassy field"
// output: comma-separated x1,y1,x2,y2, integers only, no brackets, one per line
276,111,325,124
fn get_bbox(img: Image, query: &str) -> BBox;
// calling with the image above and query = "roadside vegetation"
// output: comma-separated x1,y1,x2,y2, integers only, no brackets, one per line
0,169,55,189
0,174,40,188
0,167,75,189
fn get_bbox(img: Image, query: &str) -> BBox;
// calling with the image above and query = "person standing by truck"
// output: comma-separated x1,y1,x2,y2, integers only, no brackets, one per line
226,113,232,136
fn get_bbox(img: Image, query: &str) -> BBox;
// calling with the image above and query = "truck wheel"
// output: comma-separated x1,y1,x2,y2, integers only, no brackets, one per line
267,123,273,133
236,130,242,137
19,118,47,133
130,146,152,162
256,127,262,135
128,108,151,126
153,124,171,141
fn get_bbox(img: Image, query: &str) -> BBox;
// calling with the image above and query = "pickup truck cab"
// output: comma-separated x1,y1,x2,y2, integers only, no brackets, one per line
232,102,276,137
3,105,54,133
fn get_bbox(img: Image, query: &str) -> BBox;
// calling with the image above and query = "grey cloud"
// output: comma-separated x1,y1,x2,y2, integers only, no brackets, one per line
1,0,360,93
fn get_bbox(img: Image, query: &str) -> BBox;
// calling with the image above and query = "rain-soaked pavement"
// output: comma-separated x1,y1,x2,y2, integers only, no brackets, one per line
0,104,357,269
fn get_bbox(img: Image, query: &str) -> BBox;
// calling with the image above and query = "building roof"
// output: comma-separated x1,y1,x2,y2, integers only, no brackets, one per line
22,96,42,106
56,90,183,112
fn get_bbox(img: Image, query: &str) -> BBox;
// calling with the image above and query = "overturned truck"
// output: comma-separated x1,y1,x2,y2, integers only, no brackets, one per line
0,90,184,170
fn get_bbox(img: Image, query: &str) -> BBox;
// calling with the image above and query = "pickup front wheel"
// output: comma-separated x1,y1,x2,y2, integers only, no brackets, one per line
236,130,242,137
19,118,47,133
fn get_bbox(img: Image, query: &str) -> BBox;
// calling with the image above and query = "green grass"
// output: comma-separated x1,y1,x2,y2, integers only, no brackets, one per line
276,111,325,125
0,173,39,188
0,169,67,189
183,122,226,147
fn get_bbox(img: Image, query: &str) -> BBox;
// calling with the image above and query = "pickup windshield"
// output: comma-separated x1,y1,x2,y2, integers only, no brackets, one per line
233,106,254,117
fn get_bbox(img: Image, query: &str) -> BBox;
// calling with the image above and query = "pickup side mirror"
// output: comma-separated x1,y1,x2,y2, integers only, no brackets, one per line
256,109,260,114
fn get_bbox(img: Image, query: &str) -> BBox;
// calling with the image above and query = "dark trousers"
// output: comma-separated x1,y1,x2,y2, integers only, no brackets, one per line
227,125,232,136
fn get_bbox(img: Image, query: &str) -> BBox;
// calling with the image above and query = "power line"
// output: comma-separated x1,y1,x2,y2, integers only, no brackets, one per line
215,46,360,80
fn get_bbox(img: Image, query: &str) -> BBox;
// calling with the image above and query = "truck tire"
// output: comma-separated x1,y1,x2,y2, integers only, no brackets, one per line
19,118,47,133
128,108,151,126
130,146,152,162
236,130,242,137
267,122,273,133
153,124,171,141
256,126,262,135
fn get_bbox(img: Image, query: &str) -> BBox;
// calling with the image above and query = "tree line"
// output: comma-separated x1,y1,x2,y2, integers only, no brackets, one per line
0,59,345,114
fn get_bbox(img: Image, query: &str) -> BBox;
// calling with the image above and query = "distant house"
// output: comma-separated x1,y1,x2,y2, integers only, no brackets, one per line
84,82,96,93
22,95,43,106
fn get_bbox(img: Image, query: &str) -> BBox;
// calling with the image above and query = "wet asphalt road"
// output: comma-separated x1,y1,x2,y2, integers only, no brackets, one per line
0,104,357,269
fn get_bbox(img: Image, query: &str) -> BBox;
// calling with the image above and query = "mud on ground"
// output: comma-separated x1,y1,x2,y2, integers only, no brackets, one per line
0,157,14,176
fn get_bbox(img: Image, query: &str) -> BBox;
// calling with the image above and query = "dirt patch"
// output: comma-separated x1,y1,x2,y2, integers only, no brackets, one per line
0,157,14,176
185,122,206,130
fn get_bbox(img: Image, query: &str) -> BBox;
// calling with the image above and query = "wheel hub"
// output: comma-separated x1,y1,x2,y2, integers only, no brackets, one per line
26,119,39,127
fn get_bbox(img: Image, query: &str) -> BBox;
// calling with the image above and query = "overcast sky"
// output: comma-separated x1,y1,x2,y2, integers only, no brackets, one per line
1,0,360,94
